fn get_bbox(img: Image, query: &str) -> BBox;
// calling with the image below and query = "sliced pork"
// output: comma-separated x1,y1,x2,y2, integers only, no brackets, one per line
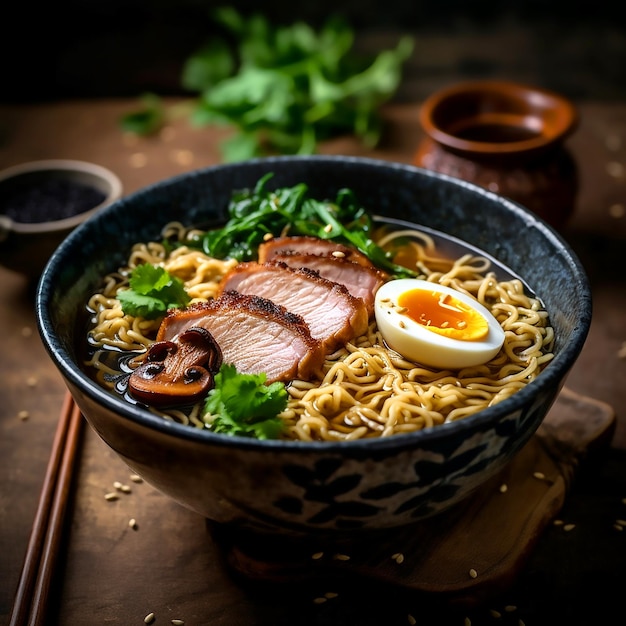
258,235,374,268
219,262,369,352
156,292,325,383
268,252,387,315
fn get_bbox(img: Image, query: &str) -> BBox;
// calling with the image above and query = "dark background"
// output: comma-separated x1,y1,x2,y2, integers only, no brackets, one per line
4,1,625,104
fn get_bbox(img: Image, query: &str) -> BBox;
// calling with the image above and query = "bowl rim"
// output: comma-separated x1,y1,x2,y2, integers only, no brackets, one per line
35,154,592,453
0,159,123,234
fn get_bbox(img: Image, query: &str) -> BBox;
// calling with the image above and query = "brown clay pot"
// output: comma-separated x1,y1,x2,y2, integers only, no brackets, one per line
414,80,579,230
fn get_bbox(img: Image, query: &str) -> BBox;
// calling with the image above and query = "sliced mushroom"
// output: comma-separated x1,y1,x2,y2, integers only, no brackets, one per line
128,326,222,407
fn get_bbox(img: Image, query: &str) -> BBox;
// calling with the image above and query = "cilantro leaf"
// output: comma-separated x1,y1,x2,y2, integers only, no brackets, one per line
180,39,235,92
185,12,413,161
120,9,413,162
117,264,190,319
119,93,165,136
203,364,288,439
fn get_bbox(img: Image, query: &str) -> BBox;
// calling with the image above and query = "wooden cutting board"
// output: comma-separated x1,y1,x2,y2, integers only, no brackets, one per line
216,386,615,606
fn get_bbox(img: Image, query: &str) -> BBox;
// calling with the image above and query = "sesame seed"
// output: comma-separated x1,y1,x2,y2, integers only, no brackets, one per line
171,149,194,166
26,376,38,387
331,250,345,258
263,233,274,241
333,553,350,561
489,609,502,618
553,519,564,526
499,483,508,493
129,518,138,530
464,617,472,626
104,492,119,501
616,519,626,526
469,568,478,578
120,484,132,494
171,620,185,626
311,551,324,560
113,481,123,490
159,126,176,142
313,597,327,604
614,524,623,531
504,605,517,612
519,620,526,626
563,523,576,532
323,224,333,233
130,152,147,168
398,320,406,329
18,410,29,420
324,592,338,599
408,615,417,625
130,474,143,483
533,471,546,480
144,613,155,624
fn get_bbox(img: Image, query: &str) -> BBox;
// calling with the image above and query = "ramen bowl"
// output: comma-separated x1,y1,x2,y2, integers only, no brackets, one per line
36,156,591,538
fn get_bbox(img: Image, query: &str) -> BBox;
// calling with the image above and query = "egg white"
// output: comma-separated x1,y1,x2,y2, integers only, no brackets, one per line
374,279,505,370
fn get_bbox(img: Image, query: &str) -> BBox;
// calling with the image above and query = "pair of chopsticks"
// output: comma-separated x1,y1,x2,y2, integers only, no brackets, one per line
9,393,83,626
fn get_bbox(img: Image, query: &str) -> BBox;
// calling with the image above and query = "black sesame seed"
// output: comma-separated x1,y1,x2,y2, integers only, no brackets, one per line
0,178,106,223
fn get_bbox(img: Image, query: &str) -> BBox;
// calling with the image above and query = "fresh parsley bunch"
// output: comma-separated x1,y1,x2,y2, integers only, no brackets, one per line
121,8,413,162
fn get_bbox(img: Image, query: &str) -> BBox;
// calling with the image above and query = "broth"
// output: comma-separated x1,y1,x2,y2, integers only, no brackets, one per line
82,215,552,441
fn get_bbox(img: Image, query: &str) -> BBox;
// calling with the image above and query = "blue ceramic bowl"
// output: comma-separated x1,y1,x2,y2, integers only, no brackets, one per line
35,156,591,537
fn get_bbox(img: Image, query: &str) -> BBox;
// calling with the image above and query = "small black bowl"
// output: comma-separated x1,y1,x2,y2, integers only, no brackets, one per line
0,159,122,280
36,156,591,537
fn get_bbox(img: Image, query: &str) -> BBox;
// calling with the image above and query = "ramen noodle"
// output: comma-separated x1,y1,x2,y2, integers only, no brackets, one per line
84,221,554,442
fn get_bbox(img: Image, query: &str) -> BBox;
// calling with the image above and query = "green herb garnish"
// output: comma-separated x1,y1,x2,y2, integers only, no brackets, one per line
192,173,416,278
203,364,288,439
117,264,190,319
120,8,413,161
119,93,166,136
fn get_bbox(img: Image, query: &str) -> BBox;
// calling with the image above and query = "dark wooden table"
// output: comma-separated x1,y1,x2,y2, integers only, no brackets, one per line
1,99,625,626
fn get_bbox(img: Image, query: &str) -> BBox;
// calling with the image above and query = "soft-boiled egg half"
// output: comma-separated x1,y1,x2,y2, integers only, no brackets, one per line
374,279,505,370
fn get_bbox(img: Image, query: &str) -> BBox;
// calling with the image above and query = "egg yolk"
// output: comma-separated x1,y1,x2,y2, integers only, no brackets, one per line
397,288,489,341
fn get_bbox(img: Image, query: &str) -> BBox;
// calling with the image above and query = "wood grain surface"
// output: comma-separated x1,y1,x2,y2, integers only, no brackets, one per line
1,99,625,626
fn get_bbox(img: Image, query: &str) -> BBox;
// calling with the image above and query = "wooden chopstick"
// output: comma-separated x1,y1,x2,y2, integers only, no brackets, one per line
9,393,83,626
